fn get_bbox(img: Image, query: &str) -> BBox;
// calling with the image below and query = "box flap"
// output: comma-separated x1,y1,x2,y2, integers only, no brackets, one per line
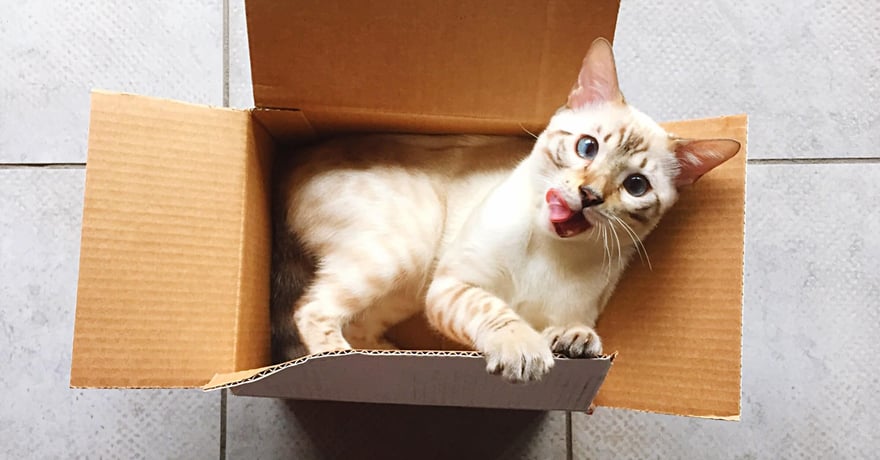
245,0,620,128
71,92,272,388
205,350,612,411
594,114,748,419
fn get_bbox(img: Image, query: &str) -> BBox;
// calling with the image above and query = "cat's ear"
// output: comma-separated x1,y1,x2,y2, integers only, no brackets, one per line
672,138,741,187
566,38,624,109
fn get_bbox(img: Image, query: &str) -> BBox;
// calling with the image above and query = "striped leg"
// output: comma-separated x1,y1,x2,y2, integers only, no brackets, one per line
293,256,406,354
426,275,555,383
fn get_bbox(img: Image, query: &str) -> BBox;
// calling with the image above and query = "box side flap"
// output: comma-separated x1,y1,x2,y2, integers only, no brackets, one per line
594,114,748,418
206,350,612,411
233,115,274,372
253,107,548,143
246,0,619,126
71,92,258,388
251,109,315,145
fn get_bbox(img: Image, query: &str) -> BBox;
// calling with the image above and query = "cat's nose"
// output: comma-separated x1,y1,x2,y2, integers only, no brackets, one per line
579,185,604,208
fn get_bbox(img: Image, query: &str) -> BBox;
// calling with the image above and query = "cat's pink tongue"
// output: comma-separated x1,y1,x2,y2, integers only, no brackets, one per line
546,189,575,223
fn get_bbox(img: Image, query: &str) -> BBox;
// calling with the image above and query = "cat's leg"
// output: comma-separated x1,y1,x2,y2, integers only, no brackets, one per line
426,275,555,383
293,254,403,354
293,231,434,354
344,316,400,350
344,294,421,350
292,276,360,353
541,324,603,358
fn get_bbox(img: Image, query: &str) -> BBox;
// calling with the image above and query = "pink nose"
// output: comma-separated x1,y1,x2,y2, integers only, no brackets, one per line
579,185,604,208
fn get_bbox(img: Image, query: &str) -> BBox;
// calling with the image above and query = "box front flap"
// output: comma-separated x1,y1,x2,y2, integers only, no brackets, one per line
71,92,271,388
206,351,612,411
594,114,748,419
246,0,619,129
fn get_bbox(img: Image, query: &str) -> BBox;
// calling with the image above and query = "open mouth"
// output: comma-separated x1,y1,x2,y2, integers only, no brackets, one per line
545,189,592,238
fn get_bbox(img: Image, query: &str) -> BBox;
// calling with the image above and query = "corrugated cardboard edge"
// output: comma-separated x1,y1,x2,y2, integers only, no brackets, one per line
732,114,750,422
203,350,614,390
202,350,613,411
90,89,244,114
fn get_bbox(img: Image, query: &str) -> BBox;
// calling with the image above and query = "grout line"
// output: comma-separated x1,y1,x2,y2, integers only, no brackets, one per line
0,163,85,169
748,157,880,165
566,411,573,460
219,2,230,460
219,389,228,460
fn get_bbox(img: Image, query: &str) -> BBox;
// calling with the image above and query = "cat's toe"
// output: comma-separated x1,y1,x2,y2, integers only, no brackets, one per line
547,325,603,358
482,324,555,384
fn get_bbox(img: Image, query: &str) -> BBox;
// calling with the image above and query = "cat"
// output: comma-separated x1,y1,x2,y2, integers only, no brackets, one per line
270,38,740,383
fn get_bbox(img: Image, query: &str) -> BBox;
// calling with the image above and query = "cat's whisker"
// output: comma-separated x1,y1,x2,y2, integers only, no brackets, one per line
610,215,643,263
601,224,613,281
617,218,643,263
608,218,624,269
616,216,653,271
518,123,539,140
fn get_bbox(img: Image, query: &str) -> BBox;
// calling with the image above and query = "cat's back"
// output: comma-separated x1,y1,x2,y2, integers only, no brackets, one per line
275,133,533,275
278,133,531,232
281,133,531,182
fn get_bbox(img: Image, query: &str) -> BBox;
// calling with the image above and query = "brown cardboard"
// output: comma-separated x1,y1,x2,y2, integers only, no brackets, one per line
592,115,748,419
246,0,620,128
71,92,273,387
69,0,747,417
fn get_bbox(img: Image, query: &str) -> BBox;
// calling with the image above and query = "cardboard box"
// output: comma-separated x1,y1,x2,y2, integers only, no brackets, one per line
70,0,746,418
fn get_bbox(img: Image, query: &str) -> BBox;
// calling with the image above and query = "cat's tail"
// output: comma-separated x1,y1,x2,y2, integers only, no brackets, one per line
269,163,316,364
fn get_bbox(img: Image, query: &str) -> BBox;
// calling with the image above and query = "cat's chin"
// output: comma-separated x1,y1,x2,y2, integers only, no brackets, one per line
550,215,593,238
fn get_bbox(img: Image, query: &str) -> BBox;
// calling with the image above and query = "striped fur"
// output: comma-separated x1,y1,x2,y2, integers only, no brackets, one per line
271,39,740,382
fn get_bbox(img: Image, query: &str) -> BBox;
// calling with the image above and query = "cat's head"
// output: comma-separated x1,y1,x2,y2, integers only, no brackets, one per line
530,38,740,241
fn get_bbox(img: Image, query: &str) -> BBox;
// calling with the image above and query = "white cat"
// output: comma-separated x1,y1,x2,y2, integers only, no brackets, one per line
271,38,740,383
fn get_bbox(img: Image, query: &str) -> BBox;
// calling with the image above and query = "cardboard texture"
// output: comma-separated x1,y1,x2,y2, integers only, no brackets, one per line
71,92,272,387
70,0,747,417
246,0,620,134
595,115,747,419
206,351,612,411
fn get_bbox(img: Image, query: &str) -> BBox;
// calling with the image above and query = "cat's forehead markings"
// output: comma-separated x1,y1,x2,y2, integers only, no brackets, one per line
620,129,649,157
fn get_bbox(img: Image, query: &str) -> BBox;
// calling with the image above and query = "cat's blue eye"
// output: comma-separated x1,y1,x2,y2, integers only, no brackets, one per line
623,174,650,197
576,135,599,160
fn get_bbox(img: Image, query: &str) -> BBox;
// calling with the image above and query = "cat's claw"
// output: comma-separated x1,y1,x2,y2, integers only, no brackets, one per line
544,325,603,358
481,323,555,384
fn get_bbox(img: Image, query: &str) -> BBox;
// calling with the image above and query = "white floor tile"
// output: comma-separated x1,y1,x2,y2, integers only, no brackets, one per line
612,0,880,158
0,1,223,163
573,163,880,459
0,169,220,458
229,0,254,109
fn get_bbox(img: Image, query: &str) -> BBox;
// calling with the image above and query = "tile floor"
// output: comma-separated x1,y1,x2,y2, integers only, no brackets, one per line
2,0,878,458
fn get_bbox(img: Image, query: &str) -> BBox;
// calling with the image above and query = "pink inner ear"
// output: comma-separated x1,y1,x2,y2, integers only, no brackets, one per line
567,39,623,109
674,139,741,187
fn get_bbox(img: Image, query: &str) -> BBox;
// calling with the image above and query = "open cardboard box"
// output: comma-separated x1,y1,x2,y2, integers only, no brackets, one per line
70,0,746,419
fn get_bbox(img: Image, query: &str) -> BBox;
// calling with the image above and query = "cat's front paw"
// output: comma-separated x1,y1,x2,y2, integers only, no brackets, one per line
480,322,555,384
543,325,603,358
